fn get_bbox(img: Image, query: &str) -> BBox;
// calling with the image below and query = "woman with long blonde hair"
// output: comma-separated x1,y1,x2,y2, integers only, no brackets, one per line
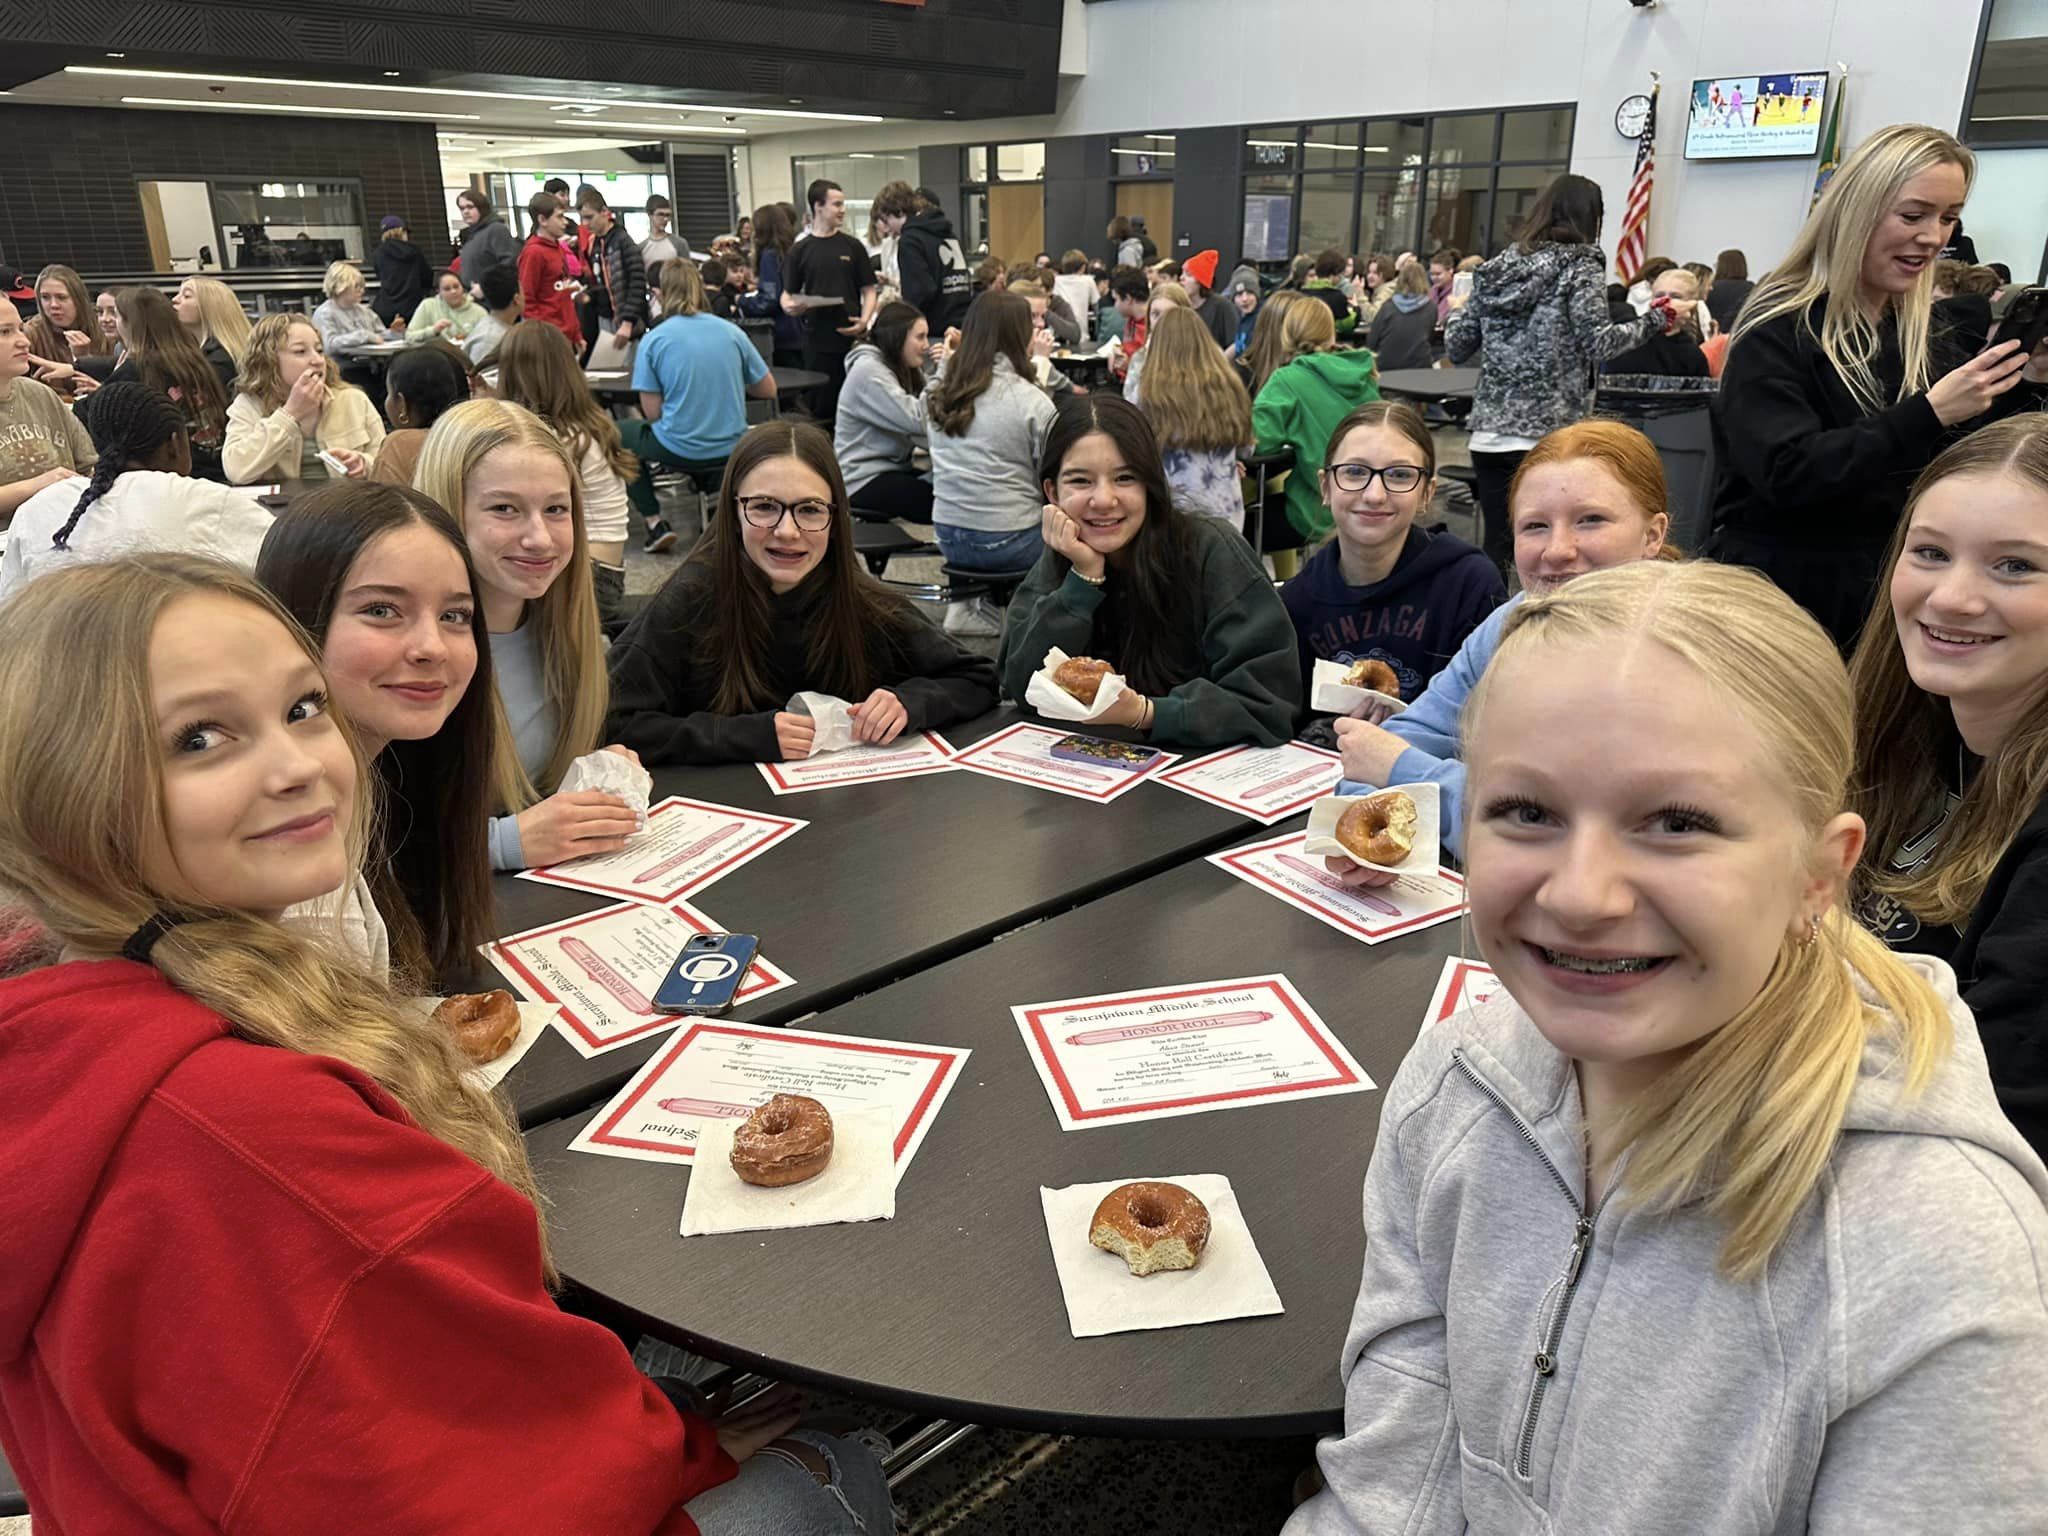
492,320,637,625
1712,123,2047,651
1848,415,2048,1155
1289,558,2048,1535
415,398,638,871
171,275,252,389
1133,305,1253,529
222,312,384,484
0,554,883,1531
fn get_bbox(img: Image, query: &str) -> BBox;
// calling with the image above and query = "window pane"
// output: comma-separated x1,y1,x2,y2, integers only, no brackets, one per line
1428,111,1496,165
214,179,364,266
1359,167,1423,257
1500,107,1574,162
1112,133,1176,175
1364,117,1427,165
1245,125,1300,172
1299,174,1355,257
965,146,988,184
962,190,986,255
1486,163,1562,254
1302,121,1360,172
1242,180,1296,265
995,142,1045,181
1968,0,2048,147
1424,167,1488,257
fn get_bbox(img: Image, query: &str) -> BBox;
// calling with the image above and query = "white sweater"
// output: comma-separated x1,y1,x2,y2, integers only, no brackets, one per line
222,389,385,485
0,470,276,602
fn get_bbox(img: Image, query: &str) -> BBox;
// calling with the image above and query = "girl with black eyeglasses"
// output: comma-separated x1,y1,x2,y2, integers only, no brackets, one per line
607,421,999,765
1279,401,1504,710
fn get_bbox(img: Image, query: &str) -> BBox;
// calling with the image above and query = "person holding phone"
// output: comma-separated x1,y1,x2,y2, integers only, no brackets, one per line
1711,123,2048,652
607,420,997,765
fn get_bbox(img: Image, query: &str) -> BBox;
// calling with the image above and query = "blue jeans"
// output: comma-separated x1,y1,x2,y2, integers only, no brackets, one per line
686,1429,896,1534
934,522,1042,573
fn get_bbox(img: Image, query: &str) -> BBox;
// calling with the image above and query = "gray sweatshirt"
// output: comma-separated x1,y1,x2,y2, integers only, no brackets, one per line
1287,954,2048,1534
832,343,928,494
928,354,1056,534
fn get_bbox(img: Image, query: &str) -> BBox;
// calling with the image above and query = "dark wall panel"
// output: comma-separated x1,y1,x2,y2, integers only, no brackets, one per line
0,104,446,277
1167,126,1244,275
1042,135,1109,268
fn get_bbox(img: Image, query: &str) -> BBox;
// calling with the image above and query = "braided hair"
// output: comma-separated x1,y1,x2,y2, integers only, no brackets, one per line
55,383,187,550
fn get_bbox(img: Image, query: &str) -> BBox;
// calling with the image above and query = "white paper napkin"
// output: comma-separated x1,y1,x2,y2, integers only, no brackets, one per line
1302,782,1442,874
1024,647,1133,723
1310,657,1409,717
680,1106,896,1236
560,749,653,826
413,997,559,1090
1039,1174,1282,1337
788,691,857,755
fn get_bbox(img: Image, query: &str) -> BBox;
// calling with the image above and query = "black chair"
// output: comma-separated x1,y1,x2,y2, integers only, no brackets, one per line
1240,444,1297,555
645,454,730,533
852,521,940,577
0,1441,26,1518
937,562,1034,608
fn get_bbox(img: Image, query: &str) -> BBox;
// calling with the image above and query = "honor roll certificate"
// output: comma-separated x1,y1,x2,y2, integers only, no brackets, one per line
1207,832,1466,945
951,722,1178,804
1156,742,1343,823
569,1021,969,1176
517,796,805,905
485,899,794,1056
1012,974,1372,1130
755,733,958,795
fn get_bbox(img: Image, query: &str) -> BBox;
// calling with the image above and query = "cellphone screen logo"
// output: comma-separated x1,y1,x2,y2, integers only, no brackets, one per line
676,953,740,997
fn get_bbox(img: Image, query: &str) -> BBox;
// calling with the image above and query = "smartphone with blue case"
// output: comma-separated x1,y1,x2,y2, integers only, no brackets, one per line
653,931,760,1015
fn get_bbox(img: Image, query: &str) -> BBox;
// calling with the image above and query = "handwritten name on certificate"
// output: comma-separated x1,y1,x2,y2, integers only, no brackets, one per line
569,1022,968,1176
517,796,805,905
485,899,794,1056
1013,973,1372,1130
1156,742,1343,823
1208,831,1466,945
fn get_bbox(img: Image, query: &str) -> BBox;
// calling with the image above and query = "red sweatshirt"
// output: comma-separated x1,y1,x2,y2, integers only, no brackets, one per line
519,235,582,346
0,959,735,1533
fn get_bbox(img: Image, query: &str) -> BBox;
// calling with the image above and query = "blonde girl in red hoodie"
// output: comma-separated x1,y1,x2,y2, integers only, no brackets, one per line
0,555,892,1534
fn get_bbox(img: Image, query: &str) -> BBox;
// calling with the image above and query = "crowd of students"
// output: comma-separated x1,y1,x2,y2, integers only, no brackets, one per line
0,111,2044,1529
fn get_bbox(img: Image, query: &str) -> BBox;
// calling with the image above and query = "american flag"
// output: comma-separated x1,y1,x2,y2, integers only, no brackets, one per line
1615,84,1658,282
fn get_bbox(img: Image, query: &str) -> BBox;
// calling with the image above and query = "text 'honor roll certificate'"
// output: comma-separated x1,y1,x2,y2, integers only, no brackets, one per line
1013,974,1372,1130
518,796,806,905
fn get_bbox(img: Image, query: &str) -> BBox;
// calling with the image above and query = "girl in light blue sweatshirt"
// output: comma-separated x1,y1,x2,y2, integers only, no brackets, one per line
1330,420,1671,861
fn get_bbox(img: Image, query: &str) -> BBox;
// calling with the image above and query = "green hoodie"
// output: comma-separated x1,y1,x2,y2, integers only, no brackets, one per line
1250,348,1382,540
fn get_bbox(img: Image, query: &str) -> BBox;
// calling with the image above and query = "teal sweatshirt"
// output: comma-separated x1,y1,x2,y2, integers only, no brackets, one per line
1251,349,1382,540
997,515,1303,748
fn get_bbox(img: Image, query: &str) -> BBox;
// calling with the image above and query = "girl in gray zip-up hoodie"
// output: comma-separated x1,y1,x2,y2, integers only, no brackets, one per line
1291,561,2048,1534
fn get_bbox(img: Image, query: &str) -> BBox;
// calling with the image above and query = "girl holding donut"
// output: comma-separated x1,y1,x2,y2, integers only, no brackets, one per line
414,398,638,871
606,419,998,765
0,555,895,1533
1280,400,1503,710
1331,420,1670,869
222,313,385,486
255,481,498,986
1711,124,2048,651
1847,416,2048,1159
998,395,1302,748
1287,559,2048,1534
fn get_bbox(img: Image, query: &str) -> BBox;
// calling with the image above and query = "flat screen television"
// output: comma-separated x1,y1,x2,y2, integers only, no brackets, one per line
1683,72,1830,161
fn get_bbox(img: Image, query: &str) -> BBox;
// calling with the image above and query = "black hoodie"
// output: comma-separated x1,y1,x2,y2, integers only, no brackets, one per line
370,237,435,325
897,209,974,333
1279,524,1506,704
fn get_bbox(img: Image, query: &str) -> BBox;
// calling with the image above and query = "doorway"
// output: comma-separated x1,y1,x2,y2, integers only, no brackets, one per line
1114,182,1174,258
987,184,1044,269
140,180,216,270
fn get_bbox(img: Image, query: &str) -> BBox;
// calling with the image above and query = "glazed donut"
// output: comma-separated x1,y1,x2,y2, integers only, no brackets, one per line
434,990,522,1065
1053,656,1113,705
1342,658,1400,699
1336,790,1419,867
1089,1181,1211,1276
730,1094,835,1187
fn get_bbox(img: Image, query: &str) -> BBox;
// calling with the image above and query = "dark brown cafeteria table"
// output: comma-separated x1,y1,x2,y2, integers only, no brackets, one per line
488,709,1259,1127
524,828,1468,1439
1373,365,1477,404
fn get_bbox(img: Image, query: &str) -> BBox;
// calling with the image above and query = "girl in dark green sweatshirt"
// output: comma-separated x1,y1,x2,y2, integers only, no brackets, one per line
998,396,1303,747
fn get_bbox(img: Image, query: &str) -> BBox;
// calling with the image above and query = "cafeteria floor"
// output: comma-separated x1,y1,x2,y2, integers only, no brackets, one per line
0,433,1477,1536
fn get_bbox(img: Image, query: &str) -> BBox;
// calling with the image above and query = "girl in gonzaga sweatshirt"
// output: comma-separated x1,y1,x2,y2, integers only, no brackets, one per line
1280,400,1503,707
998,395,1302,748
1848,416,2048,1160
1287,559,2048,1535
0,556,894,1534
607,420,998,765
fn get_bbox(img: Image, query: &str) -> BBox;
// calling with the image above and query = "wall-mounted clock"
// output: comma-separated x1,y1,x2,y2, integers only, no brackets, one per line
1615,93,1654,138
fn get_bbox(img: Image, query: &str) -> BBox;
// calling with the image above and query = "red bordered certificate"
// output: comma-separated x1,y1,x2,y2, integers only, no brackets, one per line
1012,973,1372,1130
755,732,958,795
516,795,805,905
950,721,1178,803
568,1021,968,1176
483,898,795,1057
1422,955,1502,1031
1207,831,1466,945
1156,741,1342,823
